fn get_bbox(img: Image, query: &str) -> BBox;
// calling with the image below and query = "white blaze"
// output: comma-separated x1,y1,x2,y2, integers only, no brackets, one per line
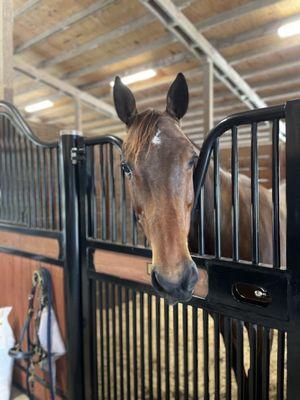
152,129,161,145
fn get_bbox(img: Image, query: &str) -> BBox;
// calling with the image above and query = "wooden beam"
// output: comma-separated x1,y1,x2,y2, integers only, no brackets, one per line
15,0,115,53
202,58,214,136
13,59,117,118
0,0,13,102
140,0,266,109
14,0,40,19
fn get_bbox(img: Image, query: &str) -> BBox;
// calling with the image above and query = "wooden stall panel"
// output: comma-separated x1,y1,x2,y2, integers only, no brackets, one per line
94,249,208,298
0,254,67,398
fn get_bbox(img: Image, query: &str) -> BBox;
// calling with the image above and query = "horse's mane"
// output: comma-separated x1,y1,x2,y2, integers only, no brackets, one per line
123,109,162,163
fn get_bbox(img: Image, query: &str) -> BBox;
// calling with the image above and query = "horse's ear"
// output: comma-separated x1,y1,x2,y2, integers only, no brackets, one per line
113,76,137,126
166,73,189,120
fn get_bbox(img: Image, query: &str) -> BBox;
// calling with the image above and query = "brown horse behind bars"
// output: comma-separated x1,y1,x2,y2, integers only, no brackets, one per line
113,73,286,303
113,73,286,396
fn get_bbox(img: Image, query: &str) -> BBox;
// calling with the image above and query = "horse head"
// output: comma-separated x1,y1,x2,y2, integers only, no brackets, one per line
113,73,199,304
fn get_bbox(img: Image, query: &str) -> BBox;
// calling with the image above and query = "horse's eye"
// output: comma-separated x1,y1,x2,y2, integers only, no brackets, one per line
188,156,198,169
121,161,133,178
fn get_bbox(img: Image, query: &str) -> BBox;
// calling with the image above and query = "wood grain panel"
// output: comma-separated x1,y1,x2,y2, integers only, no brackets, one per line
94,249,208,298
0,231,59,259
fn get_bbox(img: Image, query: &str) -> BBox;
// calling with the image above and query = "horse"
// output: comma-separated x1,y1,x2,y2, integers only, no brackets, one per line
113,73,286,396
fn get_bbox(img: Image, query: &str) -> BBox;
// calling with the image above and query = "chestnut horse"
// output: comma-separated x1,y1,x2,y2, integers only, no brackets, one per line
113,73,286,396
113,73,286,303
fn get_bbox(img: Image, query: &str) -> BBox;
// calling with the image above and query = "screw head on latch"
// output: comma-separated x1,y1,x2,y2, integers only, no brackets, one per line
254,289,265,298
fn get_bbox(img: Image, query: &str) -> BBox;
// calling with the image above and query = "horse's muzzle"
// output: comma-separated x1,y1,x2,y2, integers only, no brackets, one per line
151,261,199,305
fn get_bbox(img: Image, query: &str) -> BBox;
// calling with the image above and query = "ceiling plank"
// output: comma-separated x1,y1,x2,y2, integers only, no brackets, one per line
35,0,280,72
139,0,266,108
14,59,117,118
15,0,116,53
215,11,300,50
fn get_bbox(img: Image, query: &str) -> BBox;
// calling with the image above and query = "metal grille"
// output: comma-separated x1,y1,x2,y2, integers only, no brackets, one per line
0,103,61,231
82,105,290,400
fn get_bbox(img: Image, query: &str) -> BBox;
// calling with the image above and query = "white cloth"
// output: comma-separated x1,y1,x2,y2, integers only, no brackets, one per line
0,307,15,400
38,306,66,388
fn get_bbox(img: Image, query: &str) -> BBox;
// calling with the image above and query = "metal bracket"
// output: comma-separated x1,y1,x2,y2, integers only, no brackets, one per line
71,146,85,165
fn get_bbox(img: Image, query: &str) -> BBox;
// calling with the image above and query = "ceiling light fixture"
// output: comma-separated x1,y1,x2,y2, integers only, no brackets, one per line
25,100,54,113
110,69,157,87
278,19,300,38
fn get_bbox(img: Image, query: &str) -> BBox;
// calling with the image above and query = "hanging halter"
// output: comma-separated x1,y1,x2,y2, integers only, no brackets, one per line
9,268,55,400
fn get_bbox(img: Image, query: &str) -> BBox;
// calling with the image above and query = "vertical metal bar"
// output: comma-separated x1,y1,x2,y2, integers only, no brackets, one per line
164,301,170,400
148,294,153,400
109,143,117,241
0,116,8,220
262,327,270,400
48,148,55,230
286,99,300,399
112,284,117,400
224,317,232,400
251,122,259,264
99,282,105,400
132,291,138,400
203,310,209,400
236,320,244,400
104,282,111,400
41,147,48,229
35,145,42,227
214,139,221,258
100,145,107,240
24,140,32,227
156,296,162,400
56,148,62,231
120,154,127,244
140,292,145,400
118,286,124,400
214,313,220,400
125,288,131,400
173,304,179,400
14,128,24,224
192,307,198,400
183,304,189,400
59,132,85,400
132,208,138,245
86,146,97,237
272,119,281,268
3,118,12,220
277,330,285,400
231,126,239,261
197,186,205,255
9,124,20,223
249,324,257,400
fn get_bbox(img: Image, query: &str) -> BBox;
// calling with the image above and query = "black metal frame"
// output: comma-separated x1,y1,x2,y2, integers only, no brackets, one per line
1,100,300,399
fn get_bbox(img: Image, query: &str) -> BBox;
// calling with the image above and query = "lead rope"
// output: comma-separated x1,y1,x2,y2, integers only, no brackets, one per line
9,268,55,400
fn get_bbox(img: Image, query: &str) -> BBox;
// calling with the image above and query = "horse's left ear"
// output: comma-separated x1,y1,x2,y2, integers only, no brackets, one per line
166,73,189,120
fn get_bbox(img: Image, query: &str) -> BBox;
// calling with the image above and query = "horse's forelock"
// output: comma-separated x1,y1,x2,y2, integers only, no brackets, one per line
123,109,163,163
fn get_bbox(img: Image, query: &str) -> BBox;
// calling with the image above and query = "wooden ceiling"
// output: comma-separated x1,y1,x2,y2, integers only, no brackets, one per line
11,0,300,144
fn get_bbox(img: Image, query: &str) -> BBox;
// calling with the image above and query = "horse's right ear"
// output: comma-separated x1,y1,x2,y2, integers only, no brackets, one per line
113,77,137,126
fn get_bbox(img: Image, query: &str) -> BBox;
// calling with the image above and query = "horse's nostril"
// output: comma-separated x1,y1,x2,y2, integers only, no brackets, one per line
183,262,199,291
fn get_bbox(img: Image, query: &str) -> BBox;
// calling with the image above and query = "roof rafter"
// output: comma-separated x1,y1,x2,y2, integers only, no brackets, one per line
14,0,41,19
14,59,117,119
139,0,266,109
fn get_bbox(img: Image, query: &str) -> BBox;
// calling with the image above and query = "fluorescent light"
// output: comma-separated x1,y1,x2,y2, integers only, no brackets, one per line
278,19,300,38
25,100,54,113
110,69,156,87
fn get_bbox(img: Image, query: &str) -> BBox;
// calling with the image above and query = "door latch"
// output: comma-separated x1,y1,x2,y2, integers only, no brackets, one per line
71,146,85,165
